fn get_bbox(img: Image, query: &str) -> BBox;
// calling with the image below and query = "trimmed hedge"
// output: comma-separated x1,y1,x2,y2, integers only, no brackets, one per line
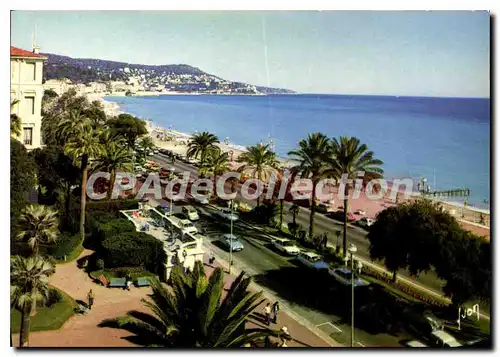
101,231,165,274
86,199,139,213
43,232,82,261
86,211,135,250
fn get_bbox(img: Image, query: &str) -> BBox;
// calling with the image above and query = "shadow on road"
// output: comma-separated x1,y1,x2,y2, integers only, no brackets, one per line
252,266,406,337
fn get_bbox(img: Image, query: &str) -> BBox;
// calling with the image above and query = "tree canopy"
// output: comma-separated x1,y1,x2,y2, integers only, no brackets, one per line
107,114,148,149
366,199,491,305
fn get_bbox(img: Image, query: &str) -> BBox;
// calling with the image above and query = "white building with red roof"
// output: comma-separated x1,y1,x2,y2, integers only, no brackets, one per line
10,45,47,149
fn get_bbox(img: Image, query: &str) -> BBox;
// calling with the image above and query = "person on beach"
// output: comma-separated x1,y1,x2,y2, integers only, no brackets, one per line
272,301,280,324
87,289,94,310
263,303,272,325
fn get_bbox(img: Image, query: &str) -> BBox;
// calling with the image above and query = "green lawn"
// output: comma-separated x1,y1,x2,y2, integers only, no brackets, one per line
11,287,77,333
55,243,84,264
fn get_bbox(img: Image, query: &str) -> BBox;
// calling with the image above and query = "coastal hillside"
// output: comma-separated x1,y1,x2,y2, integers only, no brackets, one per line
41,52,295,95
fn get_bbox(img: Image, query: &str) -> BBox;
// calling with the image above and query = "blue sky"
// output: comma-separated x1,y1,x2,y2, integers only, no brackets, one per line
11,11,490,97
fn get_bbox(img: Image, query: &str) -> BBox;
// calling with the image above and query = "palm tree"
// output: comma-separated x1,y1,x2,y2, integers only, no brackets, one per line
99,261,279,347
288,133,331,239
16,205,59,256
95,132,133,199
138,137,155,159
11,255,55,347
289,203,300,226
237,144,279,207
328,136,384,256
199,148,230,197
11,99,22,137
57,113,104,241
186,131,220,165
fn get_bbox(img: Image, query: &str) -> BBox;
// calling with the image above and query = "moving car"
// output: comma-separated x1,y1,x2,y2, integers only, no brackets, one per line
178,219,198,235
355,209,366,215
182,205,199,221
326,210,356,222
220,233,244,252
215,208,239,222
297,251,329,270
328,267,370,287
357,217,374,228
430,330,462,348
153,149,159,154
157,204,171,215
272,238,301,255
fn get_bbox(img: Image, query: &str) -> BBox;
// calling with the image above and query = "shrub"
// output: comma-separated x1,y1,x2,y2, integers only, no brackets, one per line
45,288,63,307
86,199,139,213
96,258,105,270
101,231,166,274
86,214,135,250
42,232,82,261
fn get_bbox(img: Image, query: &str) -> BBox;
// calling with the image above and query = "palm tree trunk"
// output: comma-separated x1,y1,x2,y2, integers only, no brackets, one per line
108,169,116,200
309,181,317,239
30,284,37,317
65,181,71,222
342,185,350,257
80,154,89,241
213,174,217,198
392,270,397,283
279,199,284,231
19,304,31,347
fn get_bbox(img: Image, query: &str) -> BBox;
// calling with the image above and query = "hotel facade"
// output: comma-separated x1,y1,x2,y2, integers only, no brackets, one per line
10,46,47,150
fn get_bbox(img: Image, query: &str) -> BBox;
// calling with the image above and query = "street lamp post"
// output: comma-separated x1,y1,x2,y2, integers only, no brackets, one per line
170,167,176,215
229,199,234,275
349,243,358,348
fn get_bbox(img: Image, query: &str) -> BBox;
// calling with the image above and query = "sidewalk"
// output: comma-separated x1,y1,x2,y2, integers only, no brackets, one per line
202,258,336,347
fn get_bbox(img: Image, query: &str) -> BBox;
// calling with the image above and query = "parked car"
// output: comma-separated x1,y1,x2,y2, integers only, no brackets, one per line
272,238,301,255
326,210,356,222
430,330,462,348
297,251,329,270
182,205,199,221
192,194,210,204
355,209,366,215
178,219,198,235
220,233,244,252
215,208,239,222
157,204,171,215
328,267,370,287
153,149,159,154
357,217,374,228
134,165,145,172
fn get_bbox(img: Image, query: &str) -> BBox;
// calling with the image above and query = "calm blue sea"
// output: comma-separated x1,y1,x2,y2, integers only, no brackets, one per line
105,94,490,208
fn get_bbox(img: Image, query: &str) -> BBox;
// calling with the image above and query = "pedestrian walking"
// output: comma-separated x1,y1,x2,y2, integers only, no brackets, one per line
280,326,291,347
209,251,216,266
272,301,280,324
263,303,271,325
87,289,95,310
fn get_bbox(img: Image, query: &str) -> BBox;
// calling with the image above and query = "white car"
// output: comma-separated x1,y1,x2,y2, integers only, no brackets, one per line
215,208,239,222
182,205,199,221
355,209,366,215
192,195,210,205
272,238,300,255
357,217,374,227
328,267,370,287
297,251,329,270
153,149,159,154
178,219,198,235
